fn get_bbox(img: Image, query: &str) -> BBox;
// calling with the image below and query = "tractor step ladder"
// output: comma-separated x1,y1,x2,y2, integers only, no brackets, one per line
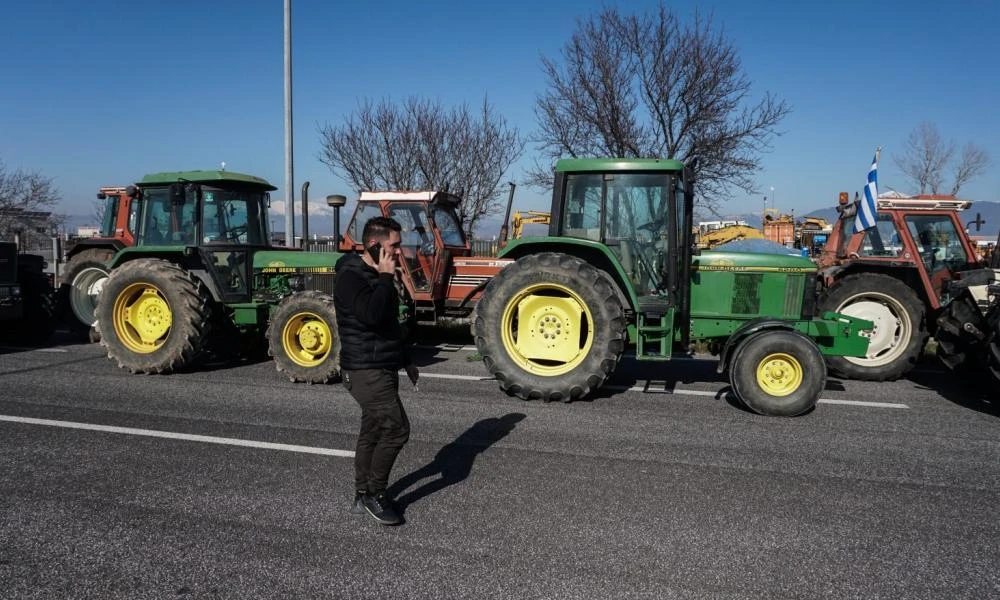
636,296,673,361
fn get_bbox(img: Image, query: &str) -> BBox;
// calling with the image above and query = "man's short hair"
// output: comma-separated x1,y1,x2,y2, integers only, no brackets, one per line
362,216,402,245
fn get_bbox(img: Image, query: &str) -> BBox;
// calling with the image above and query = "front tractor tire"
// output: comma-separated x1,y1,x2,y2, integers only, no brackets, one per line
96,258,213,373
817,273,926,381
729,330,826,417
59,248,114,339
472,252,626,402
267,291,340,383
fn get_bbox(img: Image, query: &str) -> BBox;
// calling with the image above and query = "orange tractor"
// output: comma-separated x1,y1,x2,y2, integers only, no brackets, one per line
337,190,512,326
58,186,138,337
814,192,985,381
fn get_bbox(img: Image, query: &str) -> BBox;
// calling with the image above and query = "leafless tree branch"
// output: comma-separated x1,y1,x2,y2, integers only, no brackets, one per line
318,96,523,235
531,4,790,212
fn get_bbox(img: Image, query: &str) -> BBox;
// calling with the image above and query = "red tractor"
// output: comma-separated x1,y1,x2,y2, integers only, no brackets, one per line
58,186,137,337
814,192,985,381
337,190,512,327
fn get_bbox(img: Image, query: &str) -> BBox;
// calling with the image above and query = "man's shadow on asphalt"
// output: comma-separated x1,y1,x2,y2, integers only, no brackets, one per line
387,412,526,512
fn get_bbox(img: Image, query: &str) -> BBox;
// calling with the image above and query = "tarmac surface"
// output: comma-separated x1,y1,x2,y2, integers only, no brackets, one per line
1,330,998,599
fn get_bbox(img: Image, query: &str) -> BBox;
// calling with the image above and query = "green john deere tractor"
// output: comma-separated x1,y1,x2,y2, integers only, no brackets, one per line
472,158,873,416
95,170,343,382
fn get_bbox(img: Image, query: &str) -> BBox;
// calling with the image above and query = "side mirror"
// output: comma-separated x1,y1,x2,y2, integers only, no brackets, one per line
126,185,138,198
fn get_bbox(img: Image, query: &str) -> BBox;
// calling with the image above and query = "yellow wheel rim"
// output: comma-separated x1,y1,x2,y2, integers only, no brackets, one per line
282,311,333,367
500,282,593,376
112,282,172,354
755,352,803,397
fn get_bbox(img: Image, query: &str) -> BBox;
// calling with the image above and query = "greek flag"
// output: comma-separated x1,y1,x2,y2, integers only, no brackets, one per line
853,149,880,233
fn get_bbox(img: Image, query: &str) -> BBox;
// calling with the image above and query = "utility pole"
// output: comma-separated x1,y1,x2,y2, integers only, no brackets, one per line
283,0,295,247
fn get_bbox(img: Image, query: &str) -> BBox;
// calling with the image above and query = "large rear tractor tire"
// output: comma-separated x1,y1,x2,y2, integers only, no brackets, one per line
729,330,826,417
96,258,213,373
817,273,926,381
472,252,626,402
59,248,114,339
267,291,340,383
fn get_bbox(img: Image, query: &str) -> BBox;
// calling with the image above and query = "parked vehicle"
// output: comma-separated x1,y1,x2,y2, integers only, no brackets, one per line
470,158,873,416
814,193,984,381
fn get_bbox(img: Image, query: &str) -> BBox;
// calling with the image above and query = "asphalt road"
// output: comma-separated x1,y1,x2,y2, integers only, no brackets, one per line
1,331,998,599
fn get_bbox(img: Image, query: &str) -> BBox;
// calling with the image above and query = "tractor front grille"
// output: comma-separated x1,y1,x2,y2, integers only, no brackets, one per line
304,273,336,295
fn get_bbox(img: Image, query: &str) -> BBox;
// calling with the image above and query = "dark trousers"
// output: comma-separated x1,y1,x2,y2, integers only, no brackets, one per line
343,368,410,495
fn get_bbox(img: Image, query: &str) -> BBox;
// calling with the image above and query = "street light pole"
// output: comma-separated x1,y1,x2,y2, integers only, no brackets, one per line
283,0,295,247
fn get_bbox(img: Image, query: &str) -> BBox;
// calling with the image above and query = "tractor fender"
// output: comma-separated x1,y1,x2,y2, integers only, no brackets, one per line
716,318,798,374
65,238,126,261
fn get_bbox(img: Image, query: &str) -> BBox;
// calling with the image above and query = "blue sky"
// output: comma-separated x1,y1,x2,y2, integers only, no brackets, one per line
1,0,998,235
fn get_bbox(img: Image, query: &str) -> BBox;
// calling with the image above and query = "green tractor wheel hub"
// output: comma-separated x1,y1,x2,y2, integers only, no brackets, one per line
113,283,172,353
282,312,333,367
501,283,593,375
755,352,803,397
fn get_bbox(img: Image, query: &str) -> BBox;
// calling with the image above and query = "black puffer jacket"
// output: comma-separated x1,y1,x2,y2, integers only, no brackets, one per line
333,252,406,370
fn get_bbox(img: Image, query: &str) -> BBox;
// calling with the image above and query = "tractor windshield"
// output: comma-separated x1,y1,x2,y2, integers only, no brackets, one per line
200,188,267,245
432,204,466,246
563,172,673,295
139,187,195,245
99,195,119,238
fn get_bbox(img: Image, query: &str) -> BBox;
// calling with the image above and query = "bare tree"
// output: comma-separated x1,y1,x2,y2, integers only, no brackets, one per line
532,5,790,211
0,158,61,247
318,96,523,236
892,122,991,196
949,143,991,196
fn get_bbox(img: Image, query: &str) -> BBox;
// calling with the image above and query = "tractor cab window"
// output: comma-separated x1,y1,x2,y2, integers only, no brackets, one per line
387,203,434,291
139,188,173,245
604,174,670,295
563,174,603,241
859,214,902,257
432,204,466,246
140,187,197,245
200,188,265,245
99,195,119,237
346,202,383,246
905,214,967,272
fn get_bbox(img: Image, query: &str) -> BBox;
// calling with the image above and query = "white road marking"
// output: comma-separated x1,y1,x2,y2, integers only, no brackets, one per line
419,372,494,381
424,373,909,408
0,415,355,457
815,398,909,408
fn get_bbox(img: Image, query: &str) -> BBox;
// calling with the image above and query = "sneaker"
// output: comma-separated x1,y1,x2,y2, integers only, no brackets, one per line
349,491,366,515
361,492,402,525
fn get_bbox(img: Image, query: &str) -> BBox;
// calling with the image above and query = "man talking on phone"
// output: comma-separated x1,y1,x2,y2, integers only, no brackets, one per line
334,216,418,526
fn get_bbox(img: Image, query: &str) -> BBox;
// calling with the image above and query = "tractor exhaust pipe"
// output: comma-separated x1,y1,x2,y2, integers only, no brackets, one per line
498,182,516,245
301,181,310,250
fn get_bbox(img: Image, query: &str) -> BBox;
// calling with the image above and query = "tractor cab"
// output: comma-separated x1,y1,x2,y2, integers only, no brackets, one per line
819,194,983,310
551,160,692,300
128,170,277,302
341,191,472,301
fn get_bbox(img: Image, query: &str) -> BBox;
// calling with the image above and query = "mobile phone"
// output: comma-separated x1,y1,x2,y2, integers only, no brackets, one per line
366,242,382,263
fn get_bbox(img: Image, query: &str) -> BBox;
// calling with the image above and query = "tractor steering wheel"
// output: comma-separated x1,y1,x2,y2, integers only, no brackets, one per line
228,225,248,242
